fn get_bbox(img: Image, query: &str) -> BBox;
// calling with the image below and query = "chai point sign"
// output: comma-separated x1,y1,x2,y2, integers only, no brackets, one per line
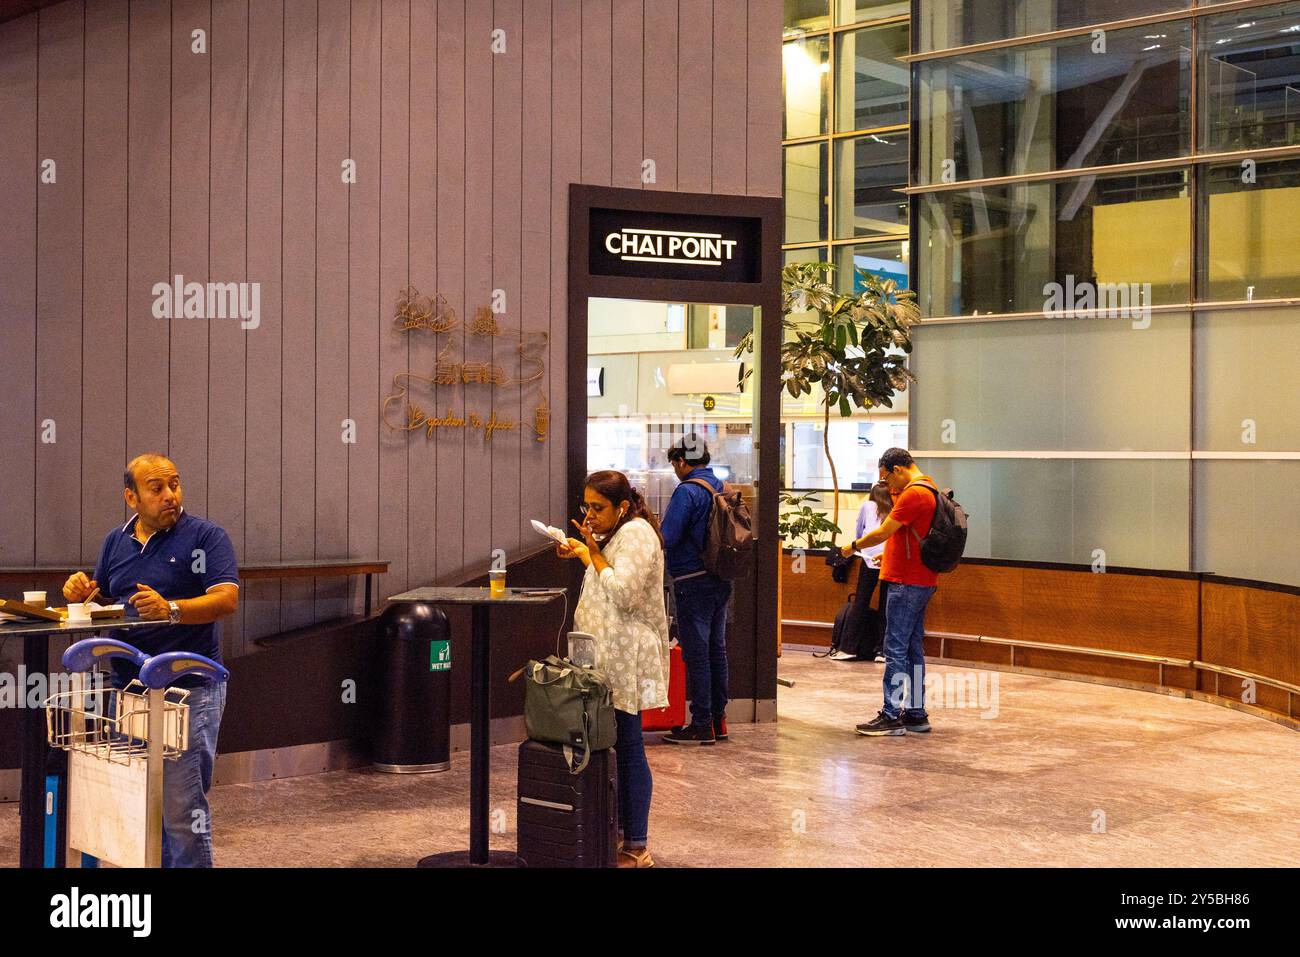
588,207,761,283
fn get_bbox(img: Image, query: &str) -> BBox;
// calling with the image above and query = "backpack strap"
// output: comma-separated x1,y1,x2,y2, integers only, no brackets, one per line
899,481,941,557
686,477,722,496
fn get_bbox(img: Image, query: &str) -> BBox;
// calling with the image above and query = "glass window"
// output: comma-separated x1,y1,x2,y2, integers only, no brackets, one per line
835,0,909,26
784,142,829,243
783,36,830,138
1199,2,1300,153
784,0,830,36
835,22,910,133
784,246,828,266
834,131,909,238
909,313,1191,452
915,1,1192,54
833,240,909,293
915,456,1191,570
1202,158,1300,301
916,168,1191,317
916,21,1191,187
1193,460,1300,587
1194,307,1300,453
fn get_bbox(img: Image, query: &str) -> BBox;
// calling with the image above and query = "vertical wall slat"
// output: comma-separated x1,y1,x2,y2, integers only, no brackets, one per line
126,0,172,459
378,0,413,598
168,0,211,514
676,0,712,193
491,0,523,560
313,0,351,621
0,14,38,567
579,0,611,187
245,0,285,640
520,0,552,536
610,0,642,190
347,0,382,613
711,0,747,196
81,0,130,563
33,2,83,567
279,0,319,631
641,0,678,191
433,0,466,580
746,0,780,196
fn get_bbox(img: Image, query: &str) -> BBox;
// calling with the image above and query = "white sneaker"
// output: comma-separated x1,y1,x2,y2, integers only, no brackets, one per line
828,650,856,661
873,654,886,663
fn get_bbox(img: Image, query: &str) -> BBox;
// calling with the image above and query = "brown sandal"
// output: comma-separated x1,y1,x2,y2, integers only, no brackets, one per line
616,846,655,868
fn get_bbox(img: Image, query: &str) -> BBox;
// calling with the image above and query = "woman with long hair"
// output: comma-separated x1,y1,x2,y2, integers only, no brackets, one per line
556,469,669,868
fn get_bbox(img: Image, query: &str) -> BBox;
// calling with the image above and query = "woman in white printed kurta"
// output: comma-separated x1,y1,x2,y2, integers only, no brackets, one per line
558,470,669,868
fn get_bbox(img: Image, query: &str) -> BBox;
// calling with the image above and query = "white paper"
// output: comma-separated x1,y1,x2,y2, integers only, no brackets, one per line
530,519,567,544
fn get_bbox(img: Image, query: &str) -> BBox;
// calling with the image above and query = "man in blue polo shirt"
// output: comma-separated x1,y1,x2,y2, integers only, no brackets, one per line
62,453,239,867
661,434,730,745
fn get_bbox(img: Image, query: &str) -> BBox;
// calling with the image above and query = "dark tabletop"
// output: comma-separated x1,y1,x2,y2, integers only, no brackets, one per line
0,616,160,638
387,586,566,605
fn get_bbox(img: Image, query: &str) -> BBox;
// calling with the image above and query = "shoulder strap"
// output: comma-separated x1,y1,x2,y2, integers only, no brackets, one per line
686,477,721,496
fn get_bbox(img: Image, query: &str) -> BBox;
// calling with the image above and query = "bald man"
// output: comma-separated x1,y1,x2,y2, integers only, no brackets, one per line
63,453,239,867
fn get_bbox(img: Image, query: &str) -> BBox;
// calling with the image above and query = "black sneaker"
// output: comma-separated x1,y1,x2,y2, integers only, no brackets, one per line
902,712,931,733
855,712,905,736
664,723,716,745
713,716,728,740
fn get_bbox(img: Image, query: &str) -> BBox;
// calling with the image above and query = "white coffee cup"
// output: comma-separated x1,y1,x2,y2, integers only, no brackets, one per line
66,603,91,621
23,591,47,606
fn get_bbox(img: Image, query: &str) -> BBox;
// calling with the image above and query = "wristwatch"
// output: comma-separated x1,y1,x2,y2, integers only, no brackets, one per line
167,600,182,624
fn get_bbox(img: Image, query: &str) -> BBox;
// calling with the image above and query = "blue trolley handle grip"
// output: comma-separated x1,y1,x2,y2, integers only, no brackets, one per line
138,652,230,690
62,637,148,673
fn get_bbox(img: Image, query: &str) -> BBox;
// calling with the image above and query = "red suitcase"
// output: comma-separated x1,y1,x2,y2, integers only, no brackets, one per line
641,643,686,732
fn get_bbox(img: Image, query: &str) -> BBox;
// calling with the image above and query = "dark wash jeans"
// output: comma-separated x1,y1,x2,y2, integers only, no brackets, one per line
673,574,732,728
881,583,936,721
615,709,652,844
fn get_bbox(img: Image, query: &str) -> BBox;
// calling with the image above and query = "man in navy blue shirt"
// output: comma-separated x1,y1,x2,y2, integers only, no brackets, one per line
660,434,731,745
63,453,239,867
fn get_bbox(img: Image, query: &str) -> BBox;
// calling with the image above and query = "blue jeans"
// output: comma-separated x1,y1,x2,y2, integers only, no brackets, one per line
673,575,731,727
615,709,652,845
161,681,226,867
881,584,936,720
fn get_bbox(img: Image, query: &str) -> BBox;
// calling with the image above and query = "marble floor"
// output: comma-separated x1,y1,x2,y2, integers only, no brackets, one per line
3,651,1299,867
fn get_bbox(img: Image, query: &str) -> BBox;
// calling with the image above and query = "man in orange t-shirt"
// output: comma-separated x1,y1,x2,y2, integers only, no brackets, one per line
840,447,939,736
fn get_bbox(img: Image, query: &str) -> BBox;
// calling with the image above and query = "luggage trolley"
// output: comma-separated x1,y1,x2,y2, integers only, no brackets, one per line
44,637,229,868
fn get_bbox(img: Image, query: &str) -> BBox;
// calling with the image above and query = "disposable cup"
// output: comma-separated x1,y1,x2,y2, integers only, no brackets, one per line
23,591,47,606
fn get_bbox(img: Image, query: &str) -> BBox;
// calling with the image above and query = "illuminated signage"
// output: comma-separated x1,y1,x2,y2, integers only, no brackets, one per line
589,207,760,283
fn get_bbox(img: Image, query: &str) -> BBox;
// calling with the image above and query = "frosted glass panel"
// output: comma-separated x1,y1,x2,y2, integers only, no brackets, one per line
911,314,1191,451
917,457,1190,569
1194,461,1300,588
1194,308,1300,453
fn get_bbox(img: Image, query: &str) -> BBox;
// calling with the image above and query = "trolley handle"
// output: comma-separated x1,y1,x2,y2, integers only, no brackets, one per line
62,637,148,672
138,652,230,689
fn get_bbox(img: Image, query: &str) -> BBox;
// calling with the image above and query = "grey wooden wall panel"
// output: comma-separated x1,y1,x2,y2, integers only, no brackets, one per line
377,0,411,601
0,14,37,566
207,0,247,653
461,0,492,576
80,0,130,561
167,0,211,518
676,0,712,194
519,0,551,541
404,0,435,591
549,0,578,523
243,0,284,639
312,0,350,621
610,0,641,190
710,0,746,196
745,0,780,197
33,1,82,565
0,0,785,638
433,0,464,581
346,0,381,614
492,0,523,559
126,0,172,458
579,0,611,187
278,0,318,632
641,0,677,191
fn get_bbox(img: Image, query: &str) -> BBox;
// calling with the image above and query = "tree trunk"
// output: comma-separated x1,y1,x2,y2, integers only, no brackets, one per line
823,402,840,541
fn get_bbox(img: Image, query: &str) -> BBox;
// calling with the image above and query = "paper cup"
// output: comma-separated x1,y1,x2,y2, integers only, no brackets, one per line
65,603,91,621
23,591,47,606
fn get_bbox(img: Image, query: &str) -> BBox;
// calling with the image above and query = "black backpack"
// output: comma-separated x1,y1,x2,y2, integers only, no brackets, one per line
814,595,857,658
902,480,969,573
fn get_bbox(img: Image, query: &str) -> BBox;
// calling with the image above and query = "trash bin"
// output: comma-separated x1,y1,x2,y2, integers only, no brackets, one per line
373,602,452,773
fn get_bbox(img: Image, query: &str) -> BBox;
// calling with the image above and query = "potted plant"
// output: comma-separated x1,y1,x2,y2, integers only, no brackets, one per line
777,492,842,551
736,262,920,540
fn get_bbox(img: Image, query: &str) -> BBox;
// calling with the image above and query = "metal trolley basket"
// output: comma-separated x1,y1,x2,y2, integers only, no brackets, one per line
43,638,228,868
